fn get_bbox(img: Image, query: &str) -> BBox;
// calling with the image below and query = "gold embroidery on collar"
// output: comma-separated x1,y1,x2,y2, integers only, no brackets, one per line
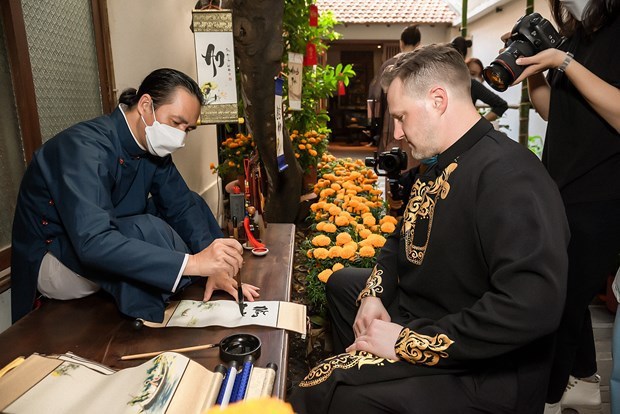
299,351,395,388
402,162,458,264
356,267,383,304
394,328,454,366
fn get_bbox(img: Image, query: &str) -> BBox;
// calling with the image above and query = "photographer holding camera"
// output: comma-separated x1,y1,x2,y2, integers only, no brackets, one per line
491,3,620,414
290,44,570,414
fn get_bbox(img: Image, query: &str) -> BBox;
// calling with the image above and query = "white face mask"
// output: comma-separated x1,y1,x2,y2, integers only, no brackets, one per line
561,0,590,21
141,103,186,157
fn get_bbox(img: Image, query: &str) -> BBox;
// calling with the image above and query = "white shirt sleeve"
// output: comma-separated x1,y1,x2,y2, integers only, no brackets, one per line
172,254,190,293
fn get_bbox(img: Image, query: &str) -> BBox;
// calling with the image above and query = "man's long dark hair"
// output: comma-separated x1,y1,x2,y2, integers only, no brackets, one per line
118,68,204,109
551,0,620,37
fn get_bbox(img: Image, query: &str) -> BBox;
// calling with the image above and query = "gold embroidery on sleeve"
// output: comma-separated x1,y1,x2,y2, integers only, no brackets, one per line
356,267,383,304
299,351,395,387
394,328,455,366
402,163,458,264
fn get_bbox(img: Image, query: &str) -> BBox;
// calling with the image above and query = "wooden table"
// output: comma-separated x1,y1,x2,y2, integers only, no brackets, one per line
0,223,295,398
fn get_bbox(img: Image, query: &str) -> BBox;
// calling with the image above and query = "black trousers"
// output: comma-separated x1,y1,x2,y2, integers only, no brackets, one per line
289,268,539,414
546,199,620,402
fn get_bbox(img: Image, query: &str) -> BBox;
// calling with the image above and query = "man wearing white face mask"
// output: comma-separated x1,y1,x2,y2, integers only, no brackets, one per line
11,68,260,324
499,0,620,413
142,100,188,157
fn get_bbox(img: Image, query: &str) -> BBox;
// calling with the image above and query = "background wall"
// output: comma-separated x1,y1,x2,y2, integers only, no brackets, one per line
335,23,452,44
107,0,223,222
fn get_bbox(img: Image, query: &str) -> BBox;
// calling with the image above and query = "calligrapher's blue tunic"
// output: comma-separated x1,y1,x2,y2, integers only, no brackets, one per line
11,107,222,322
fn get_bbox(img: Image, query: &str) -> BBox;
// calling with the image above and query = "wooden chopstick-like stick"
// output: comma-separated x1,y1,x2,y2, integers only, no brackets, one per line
120,343,219,361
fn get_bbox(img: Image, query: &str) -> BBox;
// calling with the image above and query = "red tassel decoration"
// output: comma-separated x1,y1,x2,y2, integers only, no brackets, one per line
338,80,346,96
309,4,319,27
304,42,318,66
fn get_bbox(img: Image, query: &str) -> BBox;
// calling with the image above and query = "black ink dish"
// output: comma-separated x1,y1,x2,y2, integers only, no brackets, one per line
219,333,261,364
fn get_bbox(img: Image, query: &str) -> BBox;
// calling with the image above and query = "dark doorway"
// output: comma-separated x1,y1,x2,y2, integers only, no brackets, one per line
329,50,375,145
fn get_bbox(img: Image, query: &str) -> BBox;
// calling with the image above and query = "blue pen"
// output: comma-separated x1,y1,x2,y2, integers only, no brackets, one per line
230,356,254,403
215,360,238,408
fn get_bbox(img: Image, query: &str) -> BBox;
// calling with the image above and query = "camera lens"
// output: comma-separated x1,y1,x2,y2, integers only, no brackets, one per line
483,63,513,92
483,39,535,92
380,155,398,172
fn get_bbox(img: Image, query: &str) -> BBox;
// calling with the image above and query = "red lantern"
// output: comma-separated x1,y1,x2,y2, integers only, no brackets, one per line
309,4,319,27
337,80,346,96
304,42,317,66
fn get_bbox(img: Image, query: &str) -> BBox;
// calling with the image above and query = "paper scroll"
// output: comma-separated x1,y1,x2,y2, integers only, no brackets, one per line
143,300,307,336
0,352,230,414
192,10,239,124
274,77,288,172
287,52,303,111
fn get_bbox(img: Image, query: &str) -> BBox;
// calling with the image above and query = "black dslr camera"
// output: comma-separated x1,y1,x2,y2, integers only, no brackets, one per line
483,13,563,92
365,147,408,178
365,147,408,200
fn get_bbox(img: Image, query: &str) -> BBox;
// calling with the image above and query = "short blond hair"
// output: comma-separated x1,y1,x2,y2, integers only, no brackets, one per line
380,44,471,99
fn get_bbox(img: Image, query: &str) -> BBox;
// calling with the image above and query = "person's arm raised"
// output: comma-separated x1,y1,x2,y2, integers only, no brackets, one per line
515,48,620,131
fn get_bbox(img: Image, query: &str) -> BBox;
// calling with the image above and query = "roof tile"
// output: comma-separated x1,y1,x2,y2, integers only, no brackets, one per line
315,0,457,24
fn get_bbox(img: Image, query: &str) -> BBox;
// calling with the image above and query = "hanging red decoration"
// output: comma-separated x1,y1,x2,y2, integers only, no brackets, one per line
304,42,318,66
309,4,319,27
337,80,346,96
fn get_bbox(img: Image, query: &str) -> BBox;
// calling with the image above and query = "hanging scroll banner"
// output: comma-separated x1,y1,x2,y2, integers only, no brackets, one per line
274,77,288,172
287,52,303,111
192,10,239,124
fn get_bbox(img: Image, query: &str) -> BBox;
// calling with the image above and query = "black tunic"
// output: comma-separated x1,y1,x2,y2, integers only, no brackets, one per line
292,118,570,413
544,15,620,204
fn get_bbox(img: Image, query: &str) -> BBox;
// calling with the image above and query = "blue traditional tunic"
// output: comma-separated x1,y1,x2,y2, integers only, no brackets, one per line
11,107,222,322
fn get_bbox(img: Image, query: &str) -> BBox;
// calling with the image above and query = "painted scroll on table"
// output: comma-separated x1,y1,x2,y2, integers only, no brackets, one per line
0,352,255,413
143,300,307,336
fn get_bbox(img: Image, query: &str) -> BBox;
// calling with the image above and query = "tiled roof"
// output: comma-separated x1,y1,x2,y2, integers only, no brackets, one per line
315,0,458,24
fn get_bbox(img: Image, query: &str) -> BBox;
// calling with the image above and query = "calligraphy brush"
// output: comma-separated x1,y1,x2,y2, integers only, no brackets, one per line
120,342,219,360
237,269,245,316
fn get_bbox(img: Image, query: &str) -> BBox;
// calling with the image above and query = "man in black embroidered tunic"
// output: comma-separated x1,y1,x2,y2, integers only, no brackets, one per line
290,45,570,413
